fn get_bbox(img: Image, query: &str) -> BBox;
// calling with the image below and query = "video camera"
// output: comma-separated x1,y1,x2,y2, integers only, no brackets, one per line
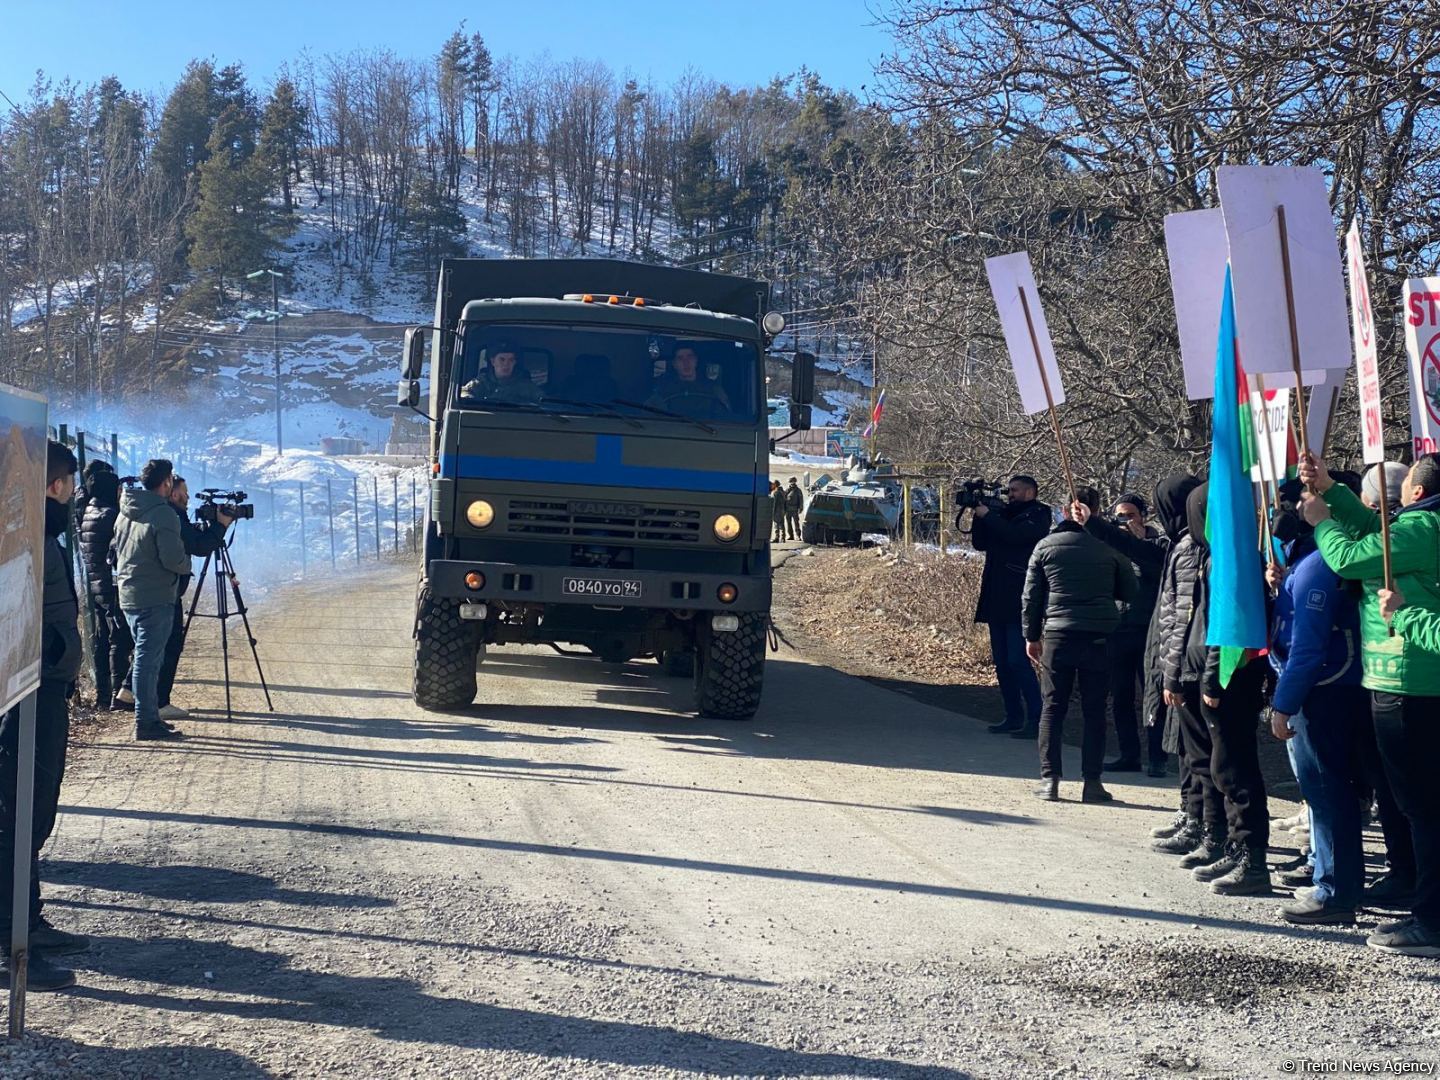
954,478,1005,513
195,488,255,524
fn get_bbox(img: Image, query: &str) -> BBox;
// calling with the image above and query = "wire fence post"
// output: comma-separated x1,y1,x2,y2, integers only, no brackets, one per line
352,476,361,564
326,478,337,570
392,473,400,553
270,486,277,541
372,476,381,558
298,481,307,577
200,462,207,489
109,432,118,466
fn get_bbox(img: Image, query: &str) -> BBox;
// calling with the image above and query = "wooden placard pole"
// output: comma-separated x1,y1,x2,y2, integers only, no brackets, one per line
1017,285,1078,508
1320,385,1339,460
1375,475,1396,591
1276,204,1312,467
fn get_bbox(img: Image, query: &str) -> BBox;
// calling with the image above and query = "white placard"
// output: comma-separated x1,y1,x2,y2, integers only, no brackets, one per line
1249,384,1292,484
1217,165,1351,377
1165,209,1230,400
1403,277,1440,458
985,251,1066,416
1306,367,1345,458
1346,221,1384,464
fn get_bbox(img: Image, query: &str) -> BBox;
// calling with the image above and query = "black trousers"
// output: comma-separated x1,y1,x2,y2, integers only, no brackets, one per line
1109,631,1162,763
1037,632,1110,781
90,604,134,706
1201,661,1268,850
1372,691,1440,927
1177,684,1223,828
1355,701,1415,883
0,680,70,935
157,598,186,708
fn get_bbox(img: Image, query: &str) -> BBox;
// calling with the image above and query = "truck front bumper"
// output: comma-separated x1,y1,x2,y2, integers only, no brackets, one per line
427,559,771,612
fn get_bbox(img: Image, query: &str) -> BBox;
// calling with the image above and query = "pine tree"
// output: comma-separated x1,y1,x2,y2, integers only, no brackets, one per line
152,60,218,192
259,78,307,215
186,104,274,303
402,171,467,297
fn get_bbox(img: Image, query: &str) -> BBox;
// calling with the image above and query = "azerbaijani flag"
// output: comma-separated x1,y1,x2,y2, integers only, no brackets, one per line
1207,267,1268,688
862,388,887,439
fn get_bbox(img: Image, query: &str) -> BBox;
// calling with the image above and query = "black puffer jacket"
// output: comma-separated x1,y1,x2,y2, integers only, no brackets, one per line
972,498,1053,625
78,477,121,611
1022,521,1138,640
41,500,83,685
1153,485,1222,698
1086,517,1166,635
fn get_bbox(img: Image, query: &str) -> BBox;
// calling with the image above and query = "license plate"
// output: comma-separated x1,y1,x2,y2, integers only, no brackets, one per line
561,576,643,599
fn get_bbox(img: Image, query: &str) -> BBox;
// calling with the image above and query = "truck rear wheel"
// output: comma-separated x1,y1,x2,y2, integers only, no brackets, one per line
694,613,765,720
413,582,482,711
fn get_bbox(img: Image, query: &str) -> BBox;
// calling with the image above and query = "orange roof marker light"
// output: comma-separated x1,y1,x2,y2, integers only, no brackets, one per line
581,293,594,303
634,297,645,307
607,295,620,304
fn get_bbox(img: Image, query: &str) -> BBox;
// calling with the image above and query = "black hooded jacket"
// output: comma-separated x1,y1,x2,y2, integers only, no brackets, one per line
1142,474,1201,727
972,497,1054,624
78,471,121,611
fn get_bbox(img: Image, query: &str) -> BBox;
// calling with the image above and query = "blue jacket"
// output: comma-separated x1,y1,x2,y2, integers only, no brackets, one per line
1268,543,1361,716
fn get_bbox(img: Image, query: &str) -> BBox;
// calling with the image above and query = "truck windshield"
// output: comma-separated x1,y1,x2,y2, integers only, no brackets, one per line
454,323,761,425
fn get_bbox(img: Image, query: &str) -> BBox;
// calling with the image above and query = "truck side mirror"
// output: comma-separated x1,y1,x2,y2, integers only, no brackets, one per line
789,404,812,431
402,326,428,381
397,379,421,408
791,351,816,405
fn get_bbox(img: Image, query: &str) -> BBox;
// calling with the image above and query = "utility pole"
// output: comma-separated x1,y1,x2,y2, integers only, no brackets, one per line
247,268,286,454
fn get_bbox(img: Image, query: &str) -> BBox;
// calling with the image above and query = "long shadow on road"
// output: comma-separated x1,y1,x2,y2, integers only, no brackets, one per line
46,860,394,908
67,935,970,1079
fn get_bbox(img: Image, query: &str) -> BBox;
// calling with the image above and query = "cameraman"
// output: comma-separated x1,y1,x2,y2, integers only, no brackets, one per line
114,459,191,741
972,475,1052,738
155,476,231,723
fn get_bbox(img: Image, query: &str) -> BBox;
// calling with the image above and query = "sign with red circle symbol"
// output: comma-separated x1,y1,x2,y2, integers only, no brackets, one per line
1404,275,1440,457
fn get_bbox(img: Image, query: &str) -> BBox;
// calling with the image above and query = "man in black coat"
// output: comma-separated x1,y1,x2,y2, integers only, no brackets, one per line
972,475,1053,737
77,469,133,710
1022,487,1138,802
1,440,87,990
1086,491,1168,775
155,475,229,721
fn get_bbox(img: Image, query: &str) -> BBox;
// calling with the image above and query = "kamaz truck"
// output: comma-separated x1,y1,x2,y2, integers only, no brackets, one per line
397,259,814,720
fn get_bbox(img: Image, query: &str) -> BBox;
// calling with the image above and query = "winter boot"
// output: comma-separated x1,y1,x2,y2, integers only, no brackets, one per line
1210,845,1272,896
1151,810,1190,839
1033,778,1060,801
1152,816,1202,854
1179,827,1229,870
1081,780,1114,803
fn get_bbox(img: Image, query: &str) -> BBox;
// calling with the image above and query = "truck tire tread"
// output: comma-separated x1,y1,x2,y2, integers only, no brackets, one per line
695,613,765,720
413,583,480,711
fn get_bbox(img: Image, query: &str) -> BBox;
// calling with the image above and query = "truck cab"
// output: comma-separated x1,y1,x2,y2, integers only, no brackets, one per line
399,259,814,719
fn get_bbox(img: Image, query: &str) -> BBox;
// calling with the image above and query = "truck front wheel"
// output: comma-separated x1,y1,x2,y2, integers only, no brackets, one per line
413,582,482,711
694,613,766,720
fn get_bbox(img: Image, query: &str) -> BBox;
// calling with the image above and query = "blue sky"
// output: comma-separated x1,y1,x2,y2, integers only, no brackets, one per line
1,0,895,105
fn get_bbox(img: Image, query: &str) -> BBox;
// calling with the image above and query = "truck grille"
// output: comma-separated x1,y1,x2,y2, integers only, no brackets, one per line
507,500,702,542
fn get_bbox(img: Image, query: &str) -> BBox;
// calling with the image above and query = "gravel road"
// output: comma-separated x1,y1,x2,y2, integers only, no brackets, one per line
4,558,1438,1078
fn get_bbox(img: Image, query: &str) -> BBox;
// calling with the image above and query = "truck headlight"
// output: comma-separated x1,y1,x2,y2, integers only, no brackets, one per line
466,499,495,529
713,513,741,542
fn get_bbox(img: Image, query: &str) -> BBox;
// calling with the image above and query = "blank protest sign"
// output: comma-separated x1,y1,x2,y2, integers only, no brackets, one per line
1165,209,1230,401
1217,165,1350,377
984,251,1065,416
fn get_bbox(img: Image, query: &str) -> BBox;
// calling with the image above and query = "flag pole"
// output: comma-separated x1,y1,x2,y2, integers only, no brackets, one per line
1276,204,1312,469
1017,285,1078,507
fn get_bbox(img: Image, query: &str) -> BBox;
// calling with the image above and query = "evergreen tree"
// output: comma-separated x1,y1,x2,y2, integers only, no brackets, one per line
186,104,274,302
402,171,467,296
259,77,308,215
152,61,218,191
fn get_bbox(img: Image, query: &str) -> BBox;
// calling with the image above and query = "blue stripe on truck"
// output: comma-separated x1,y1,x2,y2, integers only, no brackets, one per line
442,434,759,494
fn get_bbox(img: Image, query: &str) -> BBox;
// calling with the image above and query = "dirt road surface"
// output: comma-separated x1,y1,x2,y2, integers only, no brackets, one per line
5,558,1438,1078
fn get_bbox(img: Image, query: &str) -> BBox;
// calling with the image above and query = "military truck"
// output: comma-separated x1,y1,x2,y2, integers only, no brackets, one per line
397,259,815,720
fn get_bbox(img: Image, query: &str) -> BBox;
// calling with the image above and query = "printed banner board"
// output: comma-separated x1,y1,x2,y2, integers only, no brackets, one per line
984,251,1066,416
1403,277,1440,457
1217,166,1351,377
0,384,48,715
1249,384,1292,485
1346,221,1384,465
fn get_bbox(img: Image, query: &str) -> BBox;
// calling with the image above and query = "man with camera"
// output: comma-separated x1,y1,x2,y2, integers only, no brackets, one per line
154,475,231,723
114,459,193,741
970,475,1053,738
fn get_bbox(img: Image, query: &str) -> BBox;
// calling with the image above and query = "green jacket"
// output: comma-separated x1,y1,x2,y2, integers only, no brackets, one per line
114,487,190,611
1393,605,1440,655
1313,484,1440,695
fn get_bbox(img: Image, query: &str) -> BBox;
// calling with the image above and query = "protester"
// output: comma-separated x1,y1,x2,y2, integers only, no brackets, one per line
114,459,190,741
1362,462,1408,511
1144,474,1203,847
1022,487,1137,803
0,440,87,991
1086,491,1167,775
77,469,133,710
1266,471,1367,925
155,475,229,721
1301,451,1440,956
973,476,1053,739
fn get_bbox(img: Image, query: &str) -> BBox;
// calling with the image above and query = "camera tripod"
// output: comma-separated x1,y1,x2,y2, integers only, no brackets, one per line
183,527,273,721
